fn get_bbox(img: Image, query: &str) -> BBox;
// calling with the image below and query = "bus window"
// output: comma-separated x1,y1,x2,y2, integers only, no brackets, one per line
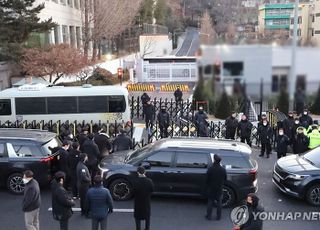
16,98,46,115
47,97,77,114
109,96,126,112
0,99,11,115
78,96,108,113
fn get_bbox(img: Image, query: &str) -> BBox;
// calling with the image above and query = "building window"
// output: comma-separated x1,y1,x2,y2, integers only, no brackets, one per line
297,29,301,36
69,26,76,47
298,16,302,24
272,75,279,92
312,28,314,36
54,26,60,44
67,0,73,7
272,75,287,93
296,75,306,91
74,0,79,9
316,13,320,17
223,62,243,76
60,0,66,5
62,25,69,43
76,27,81,48
315,30,320,34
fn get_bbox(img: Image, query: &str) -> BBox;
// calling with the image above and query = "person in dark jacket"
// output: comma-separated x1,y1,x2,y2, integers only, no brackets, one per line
276,128,290,159
76,153,92,216
144,100,155,131
238,193,264,230
194,106,209,137
205,154,226,221
293,127,309,154
94,129,112,159
141,91,151,119
68,142,81,198
82,133,100,177
86,175,114,230
51,171,75,230
238,115,253,147
157,106,170,138
22,170,41,230
292,118,301,137
78,128,89,148
112,129,133,152
58,140,70,176
225,112,238,140
299,109,313,129
134,166,154,230
282,111,295,142
174,86,183,103
258,120,273,158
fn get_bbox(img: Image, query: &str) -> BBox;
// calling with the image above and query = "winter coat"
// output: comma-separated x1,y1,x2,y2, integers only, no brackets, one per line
240,195,264,230
283,117,295,140
225,116,238,138
133,176,154,220
78,133,88,147
174,89,183,101
94,133,112,158
68,149,81,179
293,133,309,154
206,163,227,200
112,134,133,152
276,134,290,154
141,93,150,105
81,139,100,167
238,120,253,138
58,148,69,175
76,161,91,190
22,179,41,212
257,124,273,144
157,111,170,128
145,104,155,121
299,115,313,129
51,180,75,221
194,111,208,127
86,186,113,219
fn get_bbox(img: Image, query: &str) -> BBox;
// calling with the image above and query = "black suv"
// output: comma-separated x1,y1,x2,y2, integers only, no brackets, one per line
273,147,320,206
0,129,61,194
99,138,258,207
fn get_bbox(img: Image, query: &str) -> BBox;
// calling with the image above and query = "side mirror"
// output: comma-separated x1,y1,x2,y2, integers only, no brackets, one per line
140,161,151,170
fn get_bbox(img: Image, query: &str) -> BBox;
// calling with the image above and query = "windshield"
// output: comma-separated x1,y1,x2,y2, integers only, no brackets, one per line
41,137,61,156
302,148,320,167
125,145,152,164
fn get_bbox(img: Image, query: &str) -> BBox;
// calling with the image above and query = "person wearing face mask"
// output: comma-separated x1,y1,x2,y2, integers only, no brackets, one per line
194,106,209,137
282,111,295,143
292,118,300,137
237,115,253,147
292,127,309,154
76,153,92,216
225,112,239,140
22,170,41,230
257,119,273,158
157,106,170,138
307,125,320,150
276,128,290,159
299,109,313,130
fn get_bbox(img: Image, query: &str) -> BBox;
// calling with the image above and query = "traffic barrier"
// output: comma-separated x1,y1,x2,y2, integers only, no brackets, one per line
160,84,189,92
127,84,156,91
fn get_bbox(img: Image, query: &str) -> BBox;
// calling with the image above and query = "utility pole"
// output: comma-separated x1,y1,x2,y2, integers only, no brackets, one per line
289,0,299,112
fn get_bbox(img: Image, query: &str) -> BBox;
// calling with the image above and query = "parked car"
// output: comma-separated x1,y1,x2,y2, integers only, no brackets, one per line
0,129,61,194
273,147,320,206
99,137,258,207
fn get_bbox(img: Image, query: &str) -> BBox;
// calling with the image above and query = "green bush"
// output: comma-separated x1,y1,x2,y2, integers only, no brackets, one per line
277,88,289,114
215,91,232,119
311,85,320,114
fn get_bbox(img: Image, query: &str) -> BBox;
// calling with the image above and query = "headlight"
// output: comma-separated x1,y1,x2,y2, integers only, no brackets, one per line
287,174,307,180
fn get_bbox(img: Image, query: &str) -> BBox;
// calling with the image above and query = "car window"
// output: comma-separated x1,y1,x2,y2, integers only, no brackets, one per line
220,156,250,169
42,137,61,155
303,148,320,167
176,152,208,168
146,151,173,167
0,143,5,157
12,144,41,157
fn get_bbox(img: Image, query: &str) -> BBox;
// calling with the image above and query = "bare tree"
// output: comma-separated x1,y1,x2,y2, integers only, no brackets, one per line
139,35,157,58
199,10,216,45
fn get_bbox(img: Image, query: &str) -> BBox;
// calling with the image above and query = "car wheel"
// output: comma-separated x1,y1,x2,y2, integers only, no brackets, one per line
222,186,236,207
109,179,133,201
7,173,25,195
306,184,320,206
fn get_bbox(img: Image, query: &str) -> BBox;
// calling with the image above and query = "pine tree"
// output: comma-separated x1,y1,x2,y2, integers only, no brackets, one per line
215,90,231,119
277,88,289,114
193,69,206,104
0,0,55,61
311,85,320,114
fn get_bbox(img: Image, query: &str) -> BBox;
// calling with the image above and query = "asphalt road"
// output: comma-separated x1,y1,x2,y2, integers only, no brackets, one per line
0,148,318,230
175,27,199,57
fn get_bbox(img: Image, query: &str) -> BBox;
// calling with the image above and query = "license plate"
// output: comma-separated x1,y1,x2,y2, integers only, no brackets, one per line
273,173,281,183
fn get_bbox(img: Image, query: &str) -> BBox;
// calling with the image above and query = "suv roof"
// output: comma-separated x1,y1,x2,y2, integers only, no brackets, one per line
0,128,57,143
153,137,251,154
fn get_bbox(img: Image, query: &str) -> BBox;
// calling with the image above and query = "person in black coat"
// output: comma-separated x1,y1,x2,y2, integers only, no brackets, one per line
157,107,170,138
81,133,100,177
174,86,183,103
76,153,92,216
282,111,295,143
68,142,81,198
112,129,133,152
299,109,313,129
238,193,264,230
194,106,209,137
78,128,89,148
58,140,70,176
141,92,151,119
51,171,75,230
292,118,301,137
94,129,112,159
225,112,238,140
238,115,253,147
134,166,154,230
205,154,227,221
144,100,155,130
258,120,273,158
276,128,290,159
292,127,309,154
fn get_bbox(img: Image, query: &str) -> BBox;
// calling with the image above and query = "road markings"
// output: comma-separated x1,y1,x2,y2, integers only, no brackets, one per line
48,208,133,213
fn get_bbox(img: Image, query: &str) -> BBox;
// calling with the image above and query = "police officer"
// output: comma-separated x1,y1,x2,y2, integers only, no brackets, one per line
194,106,209,137
307,125,320,149
276,128,290,159
238,114,253,147
112,129,133,152
157,106,170,138
299,109,313,130
292,127,309,154
258,119,273,158
282,111,295,142
292,118,301,137
144,100,155,131
225,112,238,140
141,91,151,119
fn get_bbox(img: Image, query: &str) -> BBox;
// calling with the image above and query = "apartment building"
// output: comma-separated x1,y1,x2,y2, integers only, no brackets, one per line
312,0,320,46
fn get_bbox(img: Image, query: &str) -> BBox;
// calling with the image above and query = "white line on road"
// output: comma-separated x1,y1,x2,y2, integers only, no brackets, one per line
48,208,133,213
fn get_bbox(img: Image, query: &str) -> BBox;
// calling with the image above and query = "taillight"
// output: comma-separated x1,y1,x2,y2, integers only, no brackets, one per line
249,168,257,181
41,156,54,163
